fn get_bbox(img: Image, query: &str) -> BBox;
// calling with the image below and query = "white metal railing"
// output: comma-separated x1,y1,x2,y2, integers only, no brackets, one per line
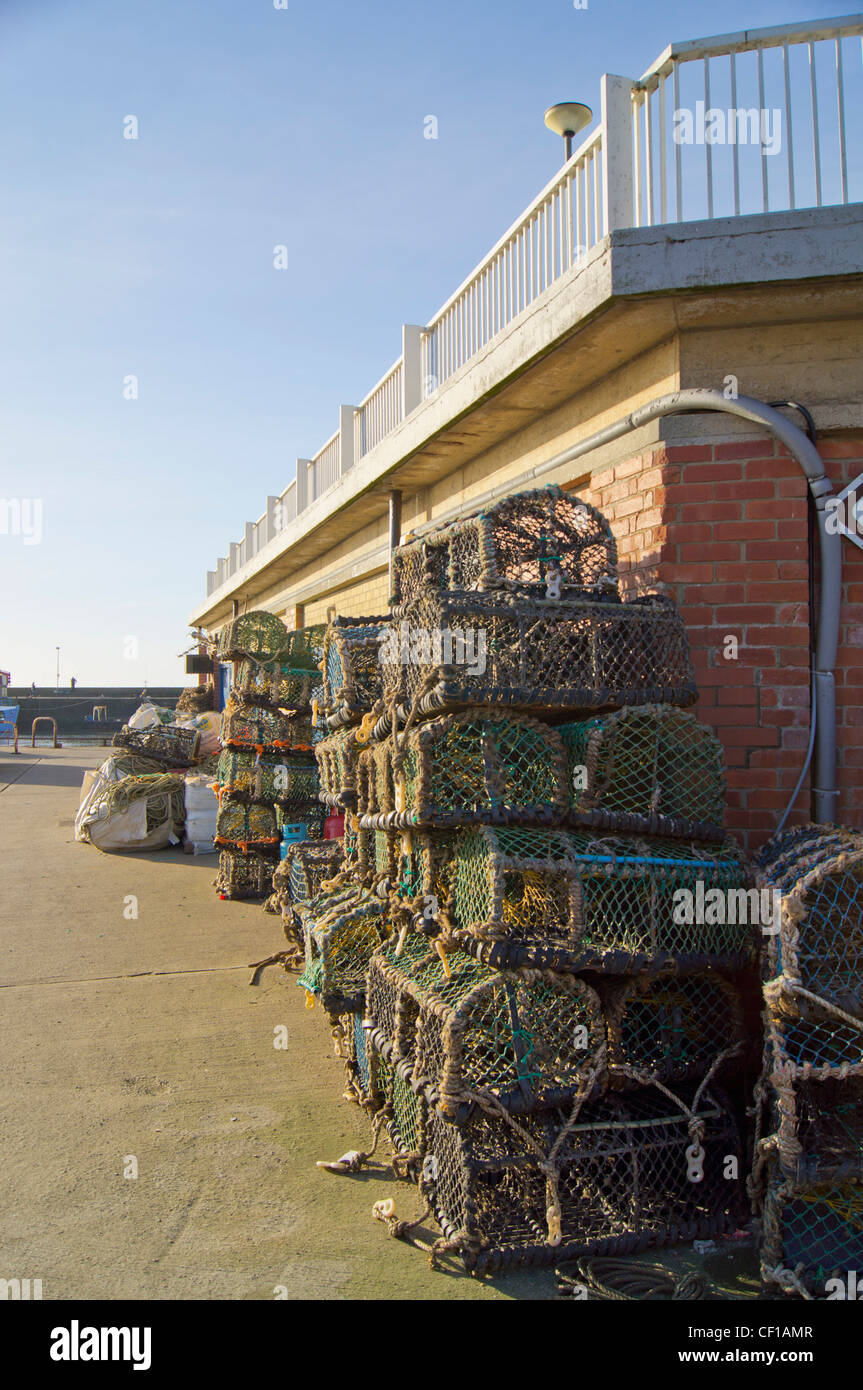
632,16,863,226
204,14,863,601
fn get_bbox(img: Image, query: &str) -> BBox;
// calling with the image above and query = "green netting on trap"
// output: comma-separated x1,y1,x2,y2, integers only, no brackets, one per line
354,826,400,889
220,700,314,752
755,825,863,1078
760,1162,863,1297
234,659,317,711
356,711,568,830
603,970,745,1087
320,616,390,729
215,794,279,850
416,1083,743,1274
365,933,604,1123
390,486,618,612
561,705,726,839
314,726,363,808
216,748,319,802
215,848,277,900
380,591,696,722
273,839,344,908
217,610,289,662
176,685,214,714
275,802,328,839
113,724,201,767
449,826,753,973
295,884,391,1016
762,1075,863,1189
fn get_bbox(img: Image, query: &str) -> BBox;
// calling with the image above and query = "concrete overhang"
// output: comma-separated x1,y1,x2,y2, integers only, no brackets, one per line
190,203,863,630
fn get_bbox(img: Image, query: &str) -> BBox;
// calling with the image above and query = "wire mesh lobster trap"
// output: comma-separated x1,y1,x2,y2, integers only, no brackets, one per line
295,885,391,1017
217,610,289,663
447,826,753,974
319,616,390,729
220,700,314,752
364,933,605,1124
759,1163,863,1298
561,705,726,840
380,590,697,723
215,794,279,851
356,711,568,830
390,486,618,612
275,801,328,841
414,1082,743,1274
113,724,201,767
315,727,364,808
234,659,317,711
216,748,319,803
755,824,863,1078
354,825,400,889
279,839,344,907
603,970,746,1087
216,849,277,900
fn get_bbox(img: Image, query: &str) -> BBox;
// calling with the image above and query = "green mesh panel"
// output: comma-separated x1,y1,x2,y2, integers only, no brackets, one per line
217,610,289,662
605,972,745,1085
215,849,276,900
215,795,279,849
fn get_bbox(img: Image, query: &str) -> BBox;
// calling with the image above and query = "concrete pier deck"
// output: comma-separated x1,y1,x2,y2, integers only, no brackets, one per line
0,746,552,1300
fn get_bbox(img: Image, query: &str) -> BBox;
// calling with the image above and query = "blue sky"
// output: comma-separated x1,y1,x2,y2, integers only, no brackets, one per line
0,0,850,685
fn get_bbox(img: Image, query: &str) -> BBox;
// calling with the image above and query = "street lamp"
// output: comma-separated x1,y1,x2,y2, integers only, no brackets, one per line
544,102,593,162
55,646,60,691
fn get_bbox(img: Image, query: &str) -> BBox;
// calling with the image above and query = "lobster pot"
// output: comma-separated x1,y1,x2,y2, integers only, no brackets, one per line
381,591,697,722
176,685,214,714
320,616,390,729
561,706,726,840
273,839,342,906
220,701,314,752
390,486,618,612
342,1013,394,1110
216,849,277,900
355,826,399,887
315,727,362,808
284,623,327,670
764,1075,863,1188
450,826,752,973
275,802,327,841
365,934,604,1124
387,832,457,913
215,794,279,851
113,724,201,767
603,970,746,1087
420,1084,743,1274
755,824,863,1076
357,711,568,830
234,659,316,712
216,748,319,803
217,610,288,662
295,886,390,1016
760,1162,863,1297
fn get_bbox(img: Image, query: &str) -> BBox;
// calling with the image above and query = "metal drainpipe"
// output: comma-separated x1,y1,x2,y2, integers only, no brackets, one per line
388,490,402,601
409,390,841,823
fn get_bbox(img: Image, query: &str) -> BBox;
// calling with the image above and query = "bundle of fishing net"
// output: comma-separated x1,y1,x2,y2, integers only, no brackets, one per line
602,969,746,1088
220,698,314,752
295,884,391,1018
217,609,289,663
113,723,201,767
234,659,317,712
390,486,618,612
77,773,186,852
409,1080,743,1273
380,590,697,724
315,726,363,808
444,826,752,973
319,616,390,729
176,684,215,714
364,932,605,1124
216,748,319,803
754,823,863,1077
561,705,726,840
216,849,277,900
214,794,279,852
75,748,164,843
357,711,568,830
755,1076,863,1297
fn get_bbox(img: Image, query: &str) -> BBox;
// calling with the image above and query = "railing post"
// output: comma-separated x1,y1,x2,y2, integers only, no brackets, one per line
601,74,635,234
339,406,356,474
217,557,226,587
207,570,217,595
295,459,311,512
229,542,240,575
266,495,279,540
244,521,255,559
402,325,424,417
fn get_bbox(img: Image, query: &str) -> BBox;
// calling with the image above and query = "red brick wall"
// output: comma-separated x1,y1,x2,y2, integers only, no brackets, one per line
583,437,863,851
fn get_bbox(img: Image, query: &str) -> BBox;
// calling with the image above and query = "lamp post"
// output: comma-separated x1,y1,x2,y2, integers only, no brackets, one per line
55,646,60,692
544,102,593,162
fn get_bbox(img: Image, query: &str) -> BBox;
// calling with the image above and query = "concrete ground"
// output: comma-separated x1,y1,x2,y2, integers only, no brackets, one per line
0,746,558,1300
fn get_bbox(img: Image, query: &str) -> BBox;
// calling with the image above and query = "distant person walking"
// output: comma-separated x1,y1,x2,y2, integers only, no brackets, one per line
70,677,77,689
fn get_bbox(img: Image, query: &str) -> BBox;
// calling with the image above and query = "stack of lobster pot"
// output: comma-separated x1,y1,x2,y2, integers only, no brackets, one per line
289,614,394,1020
751,824,863,1299
214,612,324,900
336,484,755,1273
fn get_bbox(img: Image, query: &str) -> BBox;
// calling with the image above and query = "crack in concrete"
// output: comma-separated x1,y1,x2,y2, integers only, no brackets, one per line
0,964,253,989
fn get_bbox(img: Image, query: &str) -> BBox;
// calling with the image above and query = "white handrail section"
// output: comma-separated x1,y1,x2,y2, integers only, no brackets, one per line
204,13,863,601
